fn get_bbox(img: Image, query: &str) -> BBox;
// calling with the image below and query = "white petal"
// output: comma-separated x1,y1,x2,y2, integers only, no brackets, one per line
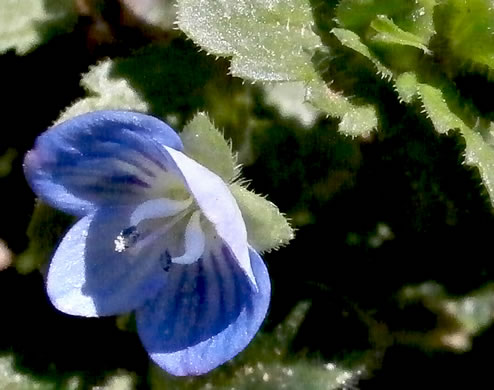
164,146,256,289
130,197,192,226
171,211,205,265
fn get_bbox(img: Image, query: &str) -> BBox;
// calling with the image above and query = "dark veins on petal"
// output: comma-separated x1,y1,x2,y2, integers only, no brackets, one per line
146,248,252,352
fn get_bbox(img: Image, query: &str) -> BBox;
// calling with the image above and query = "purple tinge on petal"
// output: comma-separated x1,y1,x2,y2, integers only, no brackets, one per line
136,248,270,376
24,111,184,216
163,146,256,288
47,206,167,317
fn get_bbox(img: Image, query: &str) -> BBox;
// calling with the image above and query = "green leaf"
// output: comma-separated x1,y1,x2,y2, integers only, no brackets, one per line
180,113,238,182
57,59,149,123
335,0,437,44
416,84,464,135
416,83,494,207
394,72,418,103
393,72,494,208
306,79,378,138
177,0,379,137
370,15,431,53
437,0,494,70
0,0,77,55
332,27,393,80
177,0,321,82
15,202,74,274
230,183,294,253
461,122,494,207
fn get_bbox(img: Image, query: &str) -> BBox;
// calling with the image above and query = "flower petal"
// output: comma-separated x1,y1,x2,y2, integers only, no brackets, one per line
24,111,184,216
164,146,256,288
47,206,167,317
136,248,270,376
171,211,206,265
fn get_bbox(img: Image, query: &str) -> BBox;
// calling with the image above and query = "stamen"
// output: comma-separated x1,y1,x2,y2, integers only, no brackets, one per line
171,211,205,265
130,197,193,226
114,226,140,252
129,208,191,255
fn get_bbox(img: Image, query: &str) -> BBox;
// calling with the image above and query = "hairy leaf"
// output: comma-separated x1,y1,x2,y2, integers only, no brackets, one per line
335,0,436,43
332,28,393,80
392,72,494,206
394,72,418,103
370,15,431,53
416,84,464,135
177,0,321,82
306,79,378,137
177,0,378,137
417,83,494,206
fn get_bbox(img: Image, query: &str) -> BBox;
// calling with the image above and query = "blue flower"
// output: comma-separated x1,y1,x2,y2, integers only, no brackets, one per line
23,110,271,376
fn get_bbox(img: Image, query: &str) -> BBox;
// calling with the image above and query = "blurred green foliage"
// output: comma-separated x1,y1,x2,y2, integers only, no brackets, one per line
2,0,494,388
0,0,77,55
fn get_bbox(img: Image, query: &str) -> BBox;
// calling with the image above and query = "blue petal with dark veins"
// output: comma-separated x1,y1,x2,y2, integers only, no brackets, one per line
24,111,184,216
136,248,270,376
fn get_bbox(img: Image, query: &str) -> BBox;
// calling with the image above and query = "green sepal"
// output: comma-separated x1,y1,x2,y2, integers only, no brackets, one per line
180,113,238,182
229,183,294,253
15,202,74,274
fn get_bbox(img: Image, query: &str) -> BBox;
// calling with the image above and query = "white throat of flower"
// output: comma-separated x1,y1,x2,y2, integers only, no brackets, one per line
114,196,206,266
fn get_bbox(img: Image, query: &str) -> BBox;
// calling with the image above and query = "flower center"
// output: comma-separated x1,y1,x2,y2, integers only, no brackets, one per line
114,196,207,267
